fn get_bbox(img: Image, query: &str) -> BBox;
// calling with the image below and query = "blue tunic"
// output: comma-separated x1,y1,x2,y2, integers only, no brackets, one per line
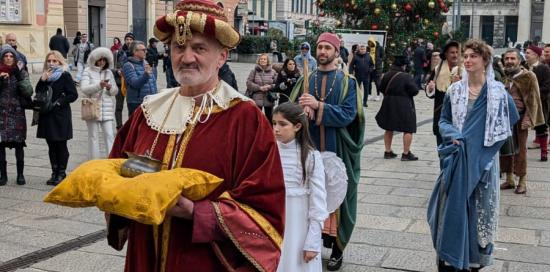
307,70,358,152
428,84,519,269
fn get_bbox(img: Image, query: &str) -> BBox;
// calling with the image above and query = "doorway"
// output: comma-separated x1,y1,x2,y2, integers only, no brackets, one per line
481,16,494,46
132,0,148,42
88,6,101,46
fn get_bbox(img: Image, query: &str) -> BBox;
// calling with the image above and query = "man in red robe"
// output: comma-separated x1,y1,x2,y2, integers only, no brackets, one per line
107,1,285,271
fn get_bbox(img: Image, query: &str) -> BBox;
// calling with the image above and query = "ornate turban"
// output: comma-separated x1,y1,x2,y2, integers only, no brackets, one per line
153,0,241,49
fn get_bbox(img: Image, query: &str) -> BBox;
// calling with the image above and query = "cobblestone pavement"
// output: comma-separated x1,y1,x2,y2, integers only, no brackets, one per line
0,62,549,272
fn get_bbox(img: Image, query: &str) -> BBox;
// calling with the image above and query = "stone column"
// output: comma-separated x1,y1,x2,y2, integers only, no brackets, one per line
472,14,481,40
517,0,531,43
493,16,505,48
543,0,550,42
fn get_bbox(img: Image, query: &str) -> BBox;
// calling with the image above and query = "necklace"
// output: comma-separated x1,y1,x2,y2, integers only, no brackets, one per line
313,70,338,102
468,85,481,99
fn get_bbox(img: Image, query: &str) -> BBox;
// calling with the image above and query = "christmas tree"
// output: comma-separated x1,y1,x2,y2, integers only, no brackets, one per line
317,0,452,56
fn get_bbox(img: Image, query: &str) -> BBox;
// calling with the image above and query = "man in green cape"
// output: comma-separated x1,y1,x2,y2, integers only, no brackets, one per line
290,32,365,271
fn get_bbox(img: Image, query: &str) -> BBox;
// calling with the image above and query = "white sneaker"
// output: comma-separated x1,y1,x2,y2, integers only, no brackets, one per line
374,96,381,101
368,95,374,101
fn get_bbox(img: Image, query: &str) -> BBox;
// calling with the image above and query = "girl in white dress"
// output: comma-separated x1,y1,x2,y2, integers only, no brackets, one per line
273,102,328,272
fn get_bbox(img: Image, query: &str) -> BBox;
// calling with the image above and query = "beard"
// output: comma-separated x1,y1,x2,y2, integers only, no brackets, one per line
504,64,521,76
317,52,337,65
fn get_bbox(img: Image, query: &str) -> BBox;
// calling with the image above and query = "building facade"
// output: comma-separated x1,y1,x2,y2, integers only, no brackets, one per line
0,0,175,71
452,0,550,47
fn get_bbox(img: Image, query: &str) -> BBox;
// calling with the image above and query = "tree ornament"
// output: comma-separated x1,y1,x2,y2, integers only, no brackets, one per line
374,8,381,16
443,7,448,12
371,24,379,30
369,0,376,3
404,3,412,12
390,43,396,47
319,11,325,17
434,31,440,38
415,14,420,20
428,1,435,8
423,18,430,25
391,3,397,10
439,2,445,8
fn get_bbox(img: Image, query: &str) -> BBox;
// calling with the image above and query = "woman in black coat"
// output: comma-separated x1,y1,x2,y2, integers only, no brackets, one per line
35,51,78,186
375,55,420,161
274,58,300,103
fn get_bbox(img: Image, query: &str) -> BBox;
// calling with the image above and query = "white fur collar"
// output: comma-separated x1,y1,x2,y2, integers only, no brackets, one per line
140,81,250,134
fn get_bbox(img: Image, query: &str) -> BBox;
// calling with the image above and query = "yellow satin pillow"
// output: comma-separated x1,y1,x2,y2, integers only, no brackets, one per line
44,159,223,225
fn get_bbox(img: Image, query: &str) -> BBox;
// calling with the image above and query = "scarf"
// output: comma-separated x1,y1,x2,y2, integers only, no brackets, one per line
111,43,122,53
448,58,512,147
47,65,64,82
435,60,452,91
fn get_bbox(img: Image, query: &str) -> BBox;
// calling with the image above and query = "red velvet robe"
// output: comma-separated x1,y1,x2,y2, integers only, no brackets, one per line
109,100,285,272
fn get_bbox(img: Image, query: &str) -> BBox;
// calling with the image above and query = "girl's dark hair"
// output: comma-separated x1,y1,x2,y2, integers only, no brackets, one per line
273,102,315,182
113,37,121,44
282,58,300,76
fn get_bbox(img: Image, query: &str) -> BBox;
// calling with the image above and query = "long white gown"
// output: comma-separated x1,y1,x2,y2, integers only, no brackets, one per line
276,140,328,272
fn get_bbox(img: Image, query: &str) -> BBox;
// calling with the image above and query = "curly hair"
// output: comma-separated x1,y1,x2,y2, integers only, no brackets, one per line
463,39,492,65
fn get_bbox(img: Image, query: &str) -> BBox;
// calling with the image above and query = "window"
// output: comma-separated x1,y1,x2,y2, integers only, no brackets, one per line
0,0,22,24
261,0,265,18
268,0,272,20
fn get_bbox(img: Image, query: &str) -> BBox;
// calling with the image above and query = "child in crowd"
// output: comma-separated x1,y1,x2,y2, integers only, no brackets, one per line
273,102,328,272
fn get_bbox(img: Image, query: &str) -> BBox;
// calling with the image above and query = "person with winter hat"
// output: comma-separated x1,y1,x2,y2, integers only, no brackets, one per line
290,31,365,271
0,45,32,186
80,47,118,160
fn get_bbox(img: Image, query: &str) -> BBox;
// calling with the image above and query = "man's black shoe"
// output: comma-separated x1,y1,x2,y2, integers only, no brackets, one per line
327,256,343,271
384,151,398,159
401,152,419,161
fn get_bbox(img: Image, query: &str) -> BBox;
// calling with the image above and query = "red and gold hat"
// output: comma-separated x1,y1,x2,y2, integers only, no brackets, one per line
154,0,240,48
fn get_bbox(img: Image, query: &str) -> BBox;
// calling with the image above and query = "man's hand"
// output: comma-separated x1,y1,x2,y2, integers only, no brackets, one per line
298,93,320,110
521,117,532,130
303,251,318,263
427,80,435,92
452,139,460,145
303,106,315,120
166,195,194,219
145,64,153,75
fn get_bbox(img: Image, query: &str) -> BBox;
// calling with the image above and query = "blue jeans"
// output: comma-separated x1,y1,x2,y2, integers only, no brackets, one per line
127,103,141,117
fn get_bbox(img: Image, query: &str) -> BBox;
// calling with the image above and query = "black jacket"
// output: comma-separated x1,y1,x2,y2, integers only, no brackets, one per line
375,66,419,133
219,63,238,91
35,72,78,141
348,53,374,81
49,34,70,58
146,47,161,67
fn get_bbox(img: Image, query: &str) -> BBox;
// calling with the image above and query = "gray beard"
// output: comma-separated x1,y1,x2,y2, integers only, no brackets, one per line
504,66,521,76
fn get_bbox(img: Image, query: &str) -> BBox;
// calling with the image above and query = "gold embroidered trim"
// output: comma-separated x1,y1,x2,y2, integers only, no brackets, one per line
218,192,282,249
199,13,207,33
175,122,196,167
175,3,227,21
160,216,172,272
211,241,237,272
212,202,265,272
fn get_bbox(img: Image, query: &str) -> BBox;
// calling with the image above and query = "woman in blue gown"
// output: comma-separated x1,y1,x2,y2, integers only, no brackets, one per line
427,39,519,272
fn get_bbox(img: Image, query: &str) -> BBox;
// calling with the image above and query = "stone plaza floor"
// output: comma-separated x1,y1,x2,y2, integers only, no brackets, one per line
0,62,549,271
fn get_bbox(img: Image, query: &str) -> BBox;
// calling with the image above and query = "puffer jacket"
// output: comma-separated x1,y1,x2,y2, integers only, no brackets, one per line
246,64,277,107
122,57,157,104
81,47,118,121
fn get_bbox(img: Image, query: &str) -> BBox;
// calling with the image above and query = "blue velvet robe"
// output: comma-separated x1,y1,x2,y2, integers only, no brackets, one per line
306,70,358,152
428,84,519,269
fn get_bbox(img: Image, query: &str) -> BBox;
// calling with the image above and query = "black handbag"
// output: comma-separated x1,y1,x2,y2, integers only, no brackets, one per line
266,91,278,102
33,83,54,113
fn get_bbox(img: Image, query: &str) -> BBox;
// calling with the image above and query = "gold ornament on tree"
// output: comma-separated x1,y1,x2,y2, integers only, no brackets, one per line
369,0,376,3
423,18,430,25
374,8,381,15
391,3,397,10
428,1,435,8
